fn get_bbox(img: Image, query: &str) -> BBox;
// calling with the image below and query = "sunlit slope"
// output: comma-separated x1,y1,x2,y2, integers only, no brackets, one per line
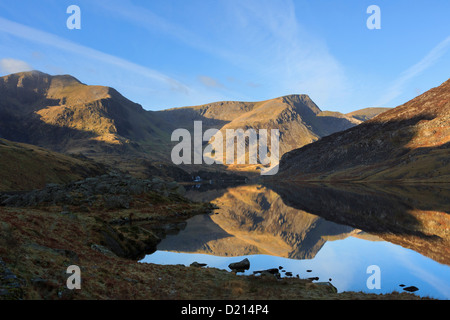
157,95,383,173
277,79,450,182
0,71,171,156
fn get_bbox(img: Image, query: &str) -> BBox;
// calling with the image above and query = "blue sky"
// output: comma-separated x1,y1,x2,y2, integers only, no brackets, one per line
0,0,449,113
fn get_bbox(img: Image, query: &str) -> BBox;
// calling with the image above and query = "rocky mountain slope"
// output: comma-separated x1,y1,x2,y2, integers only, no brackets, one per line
0,71,171,157
157,95,386,172
346,107,391,121
0,70,389,178
276,79,450,182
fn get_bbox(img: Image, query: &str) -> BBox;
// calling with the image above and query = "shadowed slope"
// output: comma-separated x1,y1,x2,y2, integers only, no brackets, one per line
276,79,450,182
0,71,171,155
0,138,107,191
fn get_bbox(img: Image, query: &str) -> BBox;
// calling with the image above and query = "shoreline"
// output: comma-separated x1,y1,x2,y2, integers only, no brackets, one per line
0,175,433,300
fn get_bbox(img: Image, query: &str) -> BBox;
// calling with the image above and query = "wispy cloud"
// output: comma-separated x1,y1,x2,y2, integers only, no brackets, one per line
94,0,350,107
93,0,247,68
376,36,450,106
227,1,354,110
0,58,32,74
0,16,190,94
197,75,225,89
225,0,350,104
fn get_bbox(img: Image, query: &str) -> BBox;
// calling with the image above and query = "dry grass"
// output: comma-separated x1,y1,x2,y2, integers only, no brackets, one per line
0,138,105,191
0,198,430,300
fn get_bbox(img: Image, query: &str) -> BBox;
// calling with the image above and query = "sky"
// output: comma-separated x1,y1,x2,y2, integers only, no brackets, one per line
0,0,449,113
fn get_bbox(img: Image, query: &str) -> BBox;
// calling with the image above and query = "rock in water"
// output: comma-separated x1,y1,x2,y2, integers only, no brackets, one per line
228,258,250,271
190,262,207,268
253,268,279,275
403,286,419,293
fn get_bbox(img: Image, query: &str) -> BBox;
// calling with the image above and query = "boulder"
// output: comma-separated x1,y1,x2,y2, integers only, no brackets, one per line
91,244,116,257
254,268,279,275
190,262,207,268
314,282,338,293
403,286,419,293
228,258,250,271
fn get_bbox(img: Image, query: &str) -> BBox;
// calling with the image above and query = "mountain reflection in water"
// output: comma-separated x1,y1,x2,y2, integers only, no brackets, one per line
141,182,450,299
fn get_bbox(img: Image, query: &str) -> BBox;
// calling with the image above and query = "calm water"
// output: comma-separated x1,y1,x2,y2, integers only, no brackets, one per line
141,182,450,299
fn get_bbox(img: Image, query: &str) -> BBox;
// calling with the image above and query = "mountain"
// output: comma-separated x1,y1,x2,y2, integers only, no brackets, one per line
0,70,171,156
0,138,106,191
276,79,450,182
346,107,391,121
0,70,390,179
157,95,383,173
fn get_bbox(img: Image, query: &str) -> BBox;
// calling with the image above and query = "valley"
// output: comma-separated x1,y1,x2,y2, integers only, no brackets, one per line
0,70,448,301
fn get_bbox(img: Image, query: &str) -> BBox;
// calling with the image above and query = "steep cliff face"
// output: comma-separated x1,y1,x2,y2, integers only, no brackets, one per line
157,94,377,173
276,79,450,182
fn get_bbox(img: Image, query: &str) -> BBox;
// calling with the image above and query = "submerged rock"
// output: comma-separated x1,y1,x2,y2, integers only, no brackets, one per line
403,286,419,293
308,277,319,281
190,262,207,268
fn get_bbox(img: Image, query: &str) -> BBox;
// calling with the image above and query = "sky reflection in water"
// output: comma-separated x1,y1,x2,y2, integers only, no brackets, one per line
141,234,450,299
141,183,450,300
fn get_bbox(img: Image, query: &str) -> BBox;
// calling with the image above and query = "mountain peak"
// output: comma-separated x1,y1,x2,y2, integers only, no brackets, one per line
50,74,83,86
0,70,169,155
280,93,312,101
3,70,83,86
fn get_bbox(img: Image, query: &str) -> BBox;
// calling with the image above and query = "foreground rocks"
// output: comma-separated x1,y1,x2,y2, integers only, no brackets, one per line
0,257,23,300
228,258,250,272
0,173,430,300
0,172,186,208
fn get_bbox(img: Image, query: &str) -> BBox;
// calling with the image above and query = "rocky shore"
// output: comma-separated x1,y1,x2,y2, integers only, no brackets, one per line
0,172,186,208
0,173,429,300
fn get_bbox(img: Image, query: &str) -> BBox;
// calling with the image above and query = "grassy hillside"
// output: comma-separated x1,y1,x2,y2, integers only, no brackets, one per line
0,138,106,192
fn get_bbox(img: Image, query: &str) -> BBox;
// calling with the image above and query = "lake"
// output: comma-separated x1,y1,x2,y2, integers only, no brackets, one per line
140,182,450,299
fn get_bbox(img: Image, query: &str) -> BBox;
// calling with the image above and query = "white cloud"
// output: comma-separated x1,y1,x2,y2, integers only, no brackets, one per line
93,0,350,107
198,75,225,89
0,58,32,74
0,16,190,94
222,0,350,104
376,36,450,106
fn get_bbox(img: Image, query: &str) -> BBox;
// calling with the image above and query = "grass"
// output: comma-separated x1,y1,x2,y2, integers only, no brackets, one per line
0,191,431,300
0,138,105,191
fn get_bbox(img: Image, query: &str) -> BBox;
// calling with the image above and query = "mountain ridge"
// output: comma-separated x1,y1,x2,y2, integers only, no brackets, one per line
156,92,386,172
0,70,171,153
0,70,391,178
275,78,450,182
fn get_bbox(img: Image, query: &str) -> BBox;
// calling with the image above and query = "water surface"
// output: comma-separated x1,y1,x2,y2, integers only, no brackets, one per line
141,182,450,299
